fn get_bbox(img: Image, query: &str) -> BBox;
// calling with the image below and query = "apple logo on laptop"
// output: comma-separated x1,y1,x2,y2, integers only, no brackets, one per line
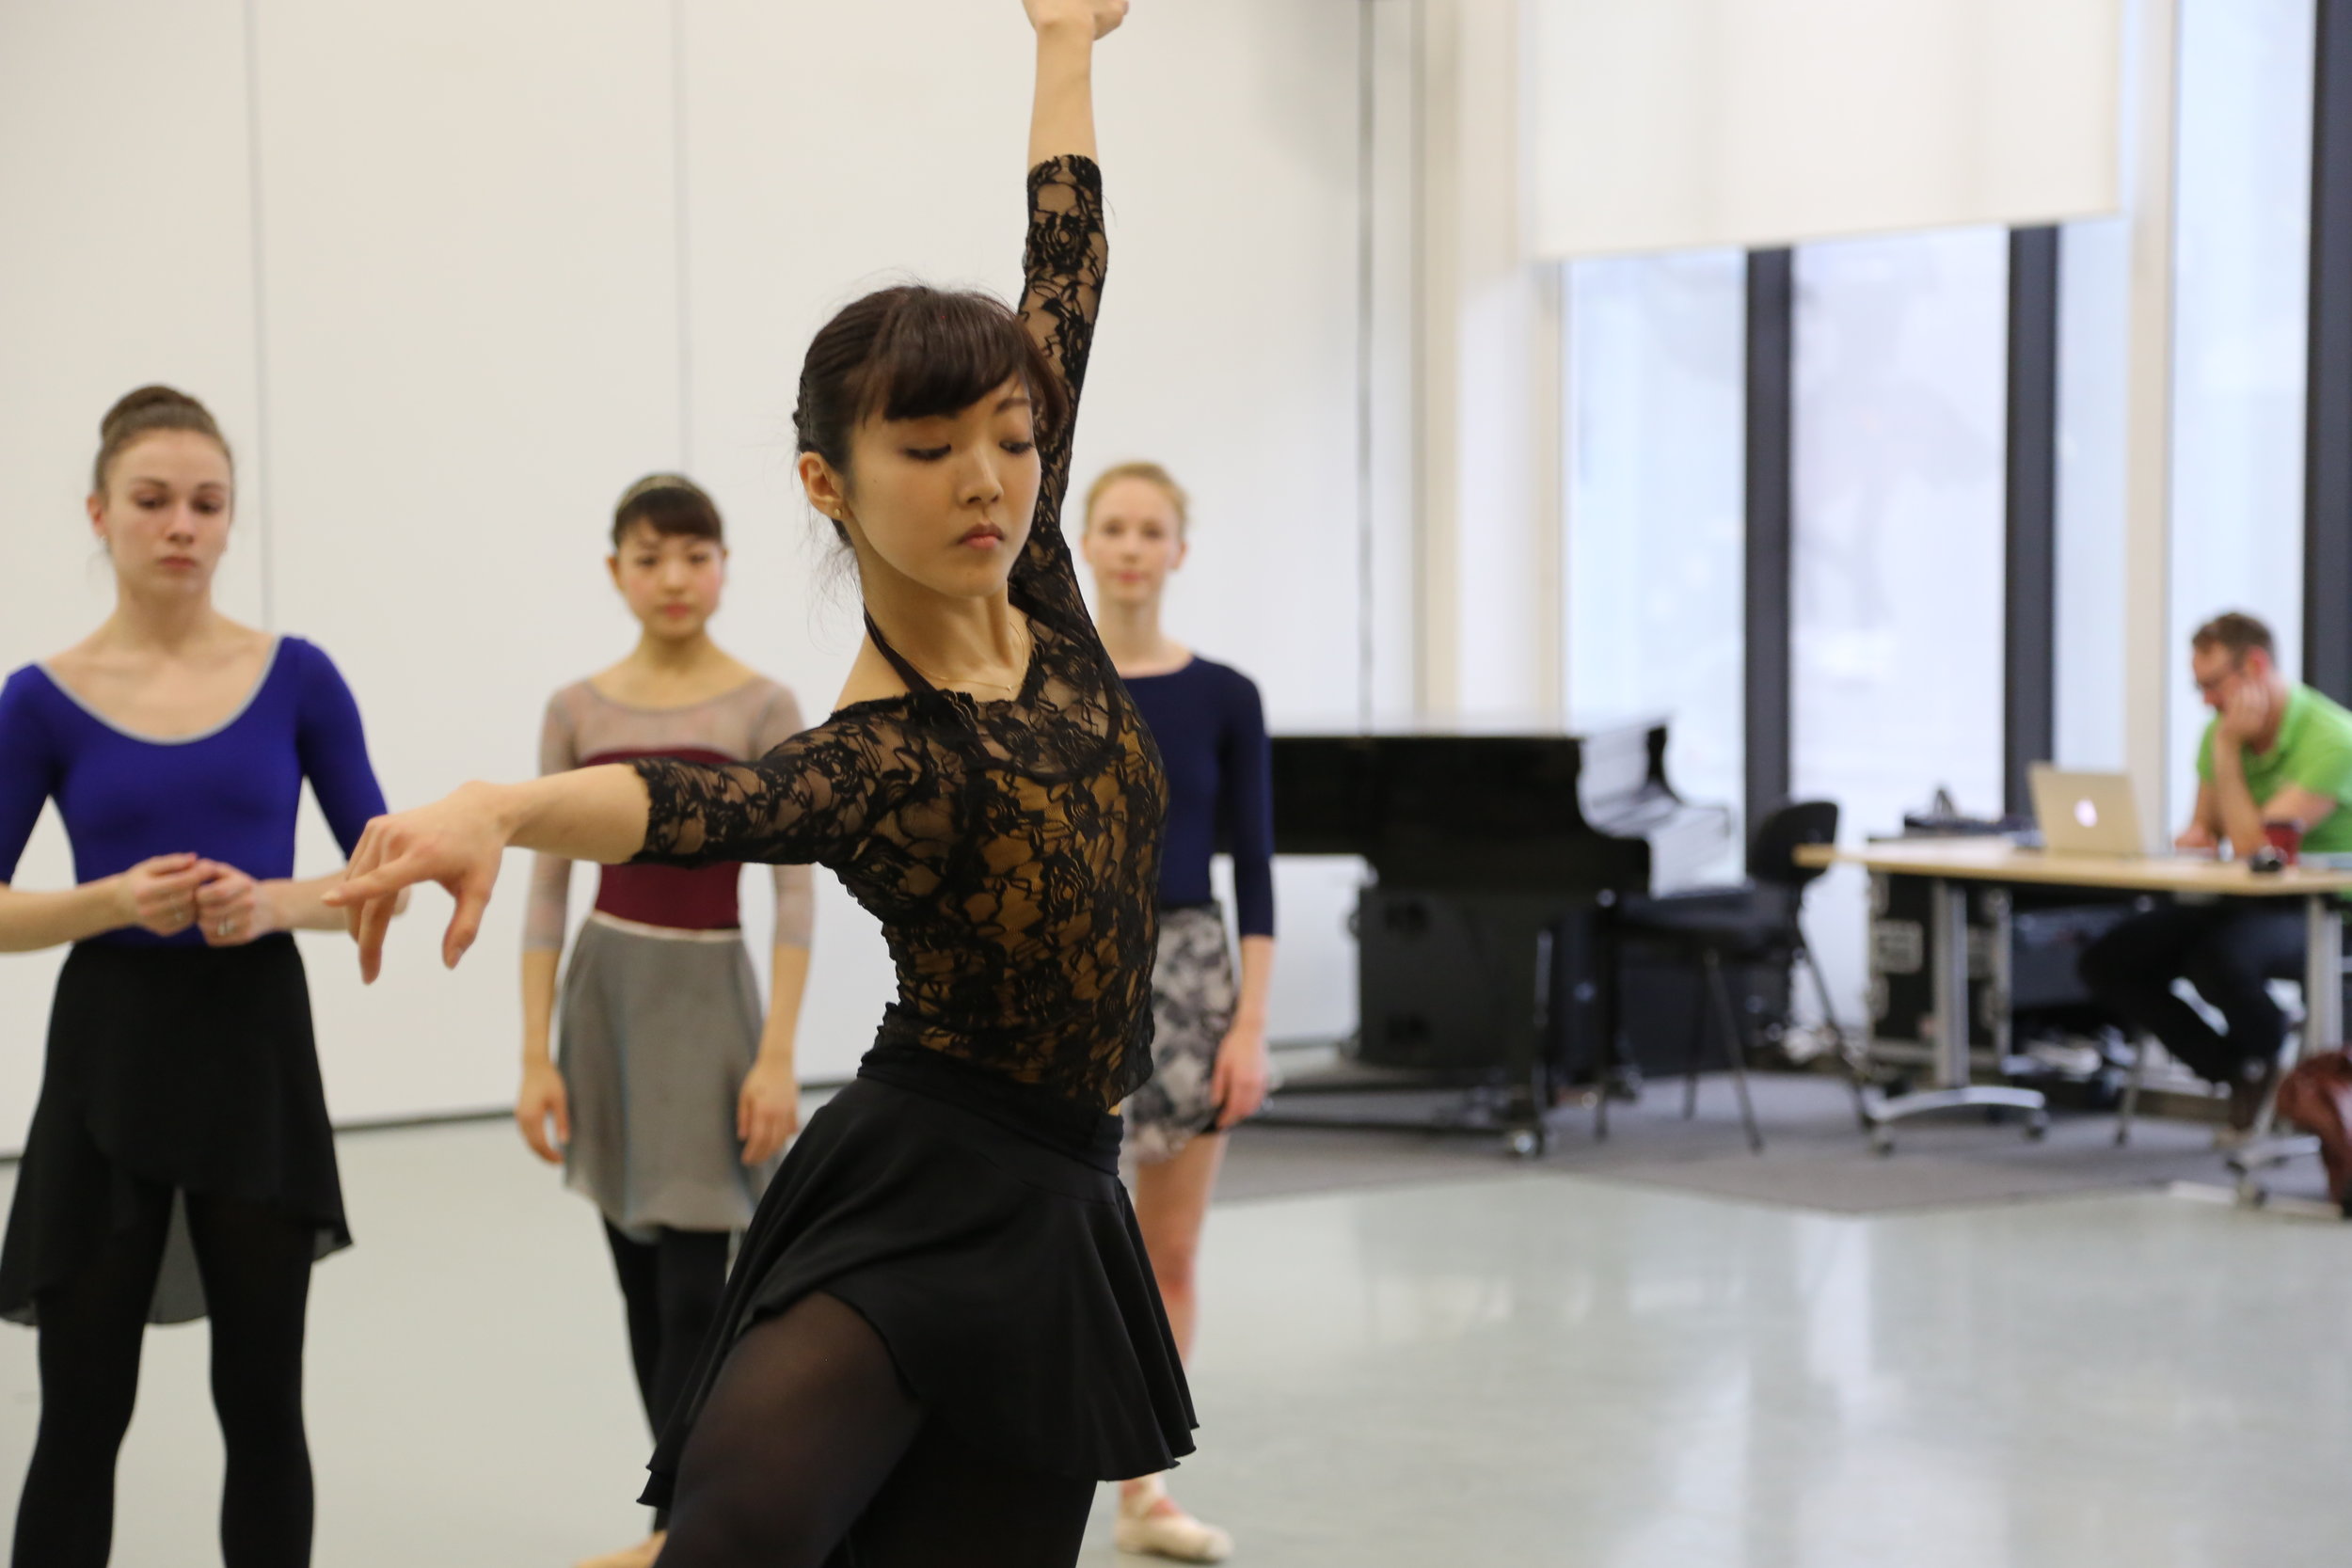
2075,800,2099,829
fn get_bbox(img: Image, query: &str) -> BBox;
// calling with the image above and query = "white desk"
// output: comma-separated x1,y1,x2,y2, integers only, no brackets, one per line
1798,840,2352,1152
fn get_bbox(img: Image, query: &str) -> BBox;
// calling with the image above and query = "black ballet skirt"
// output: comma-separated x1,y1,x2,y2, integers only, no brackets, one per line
629,153,1197,1509
639,1050,1193,1510
0,935,348,1325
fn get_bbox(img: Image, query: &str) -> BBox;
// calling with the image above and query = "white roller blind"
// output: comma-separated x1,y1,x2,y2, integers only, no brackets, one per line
1525,0,2125,259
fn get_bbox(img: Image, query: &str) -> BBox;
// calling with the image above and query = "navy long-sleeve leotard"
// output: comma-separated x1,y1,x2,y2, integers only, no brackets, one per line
1121,657,1274,939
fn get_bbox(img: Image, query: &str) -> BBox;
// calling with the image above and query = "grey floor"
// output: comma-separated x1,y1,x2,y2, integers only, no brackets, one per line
1,1096,2348,1566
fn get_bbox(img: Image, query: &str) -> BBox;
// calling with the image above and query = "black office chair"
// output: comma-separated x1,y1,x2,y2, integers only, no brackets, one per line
1611,800,1867,1152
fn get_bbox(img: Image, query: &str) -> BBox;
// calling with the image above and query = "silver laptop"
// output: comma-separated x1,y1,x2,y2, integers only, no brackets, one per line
2028,765,2145,856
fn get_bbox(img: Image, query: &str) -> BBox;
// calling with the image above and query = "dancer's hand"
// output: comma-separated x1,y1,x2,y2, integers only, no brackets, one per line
739,1058,800,1166
1210,1022,1271,1130
194,863,280,947
112,853,212,938
1025,0,1127,41
326,783,514,981
516,1060,570,1164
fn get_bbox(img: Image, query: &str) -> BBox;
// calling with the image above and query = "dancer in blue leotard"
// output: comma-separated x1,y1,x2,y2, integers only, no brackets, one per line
0,386,389,1567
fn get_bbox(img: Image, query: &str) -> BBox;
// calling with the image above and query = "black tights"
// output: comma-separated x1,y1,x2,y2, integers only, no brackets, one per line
660,1292,1094,1568
13,1181,315,1568
602,1223,729,1529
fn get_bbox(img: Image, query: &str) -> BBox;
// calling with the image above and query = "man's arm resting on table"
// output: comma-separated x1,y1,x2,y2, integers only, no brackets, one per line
2177,783,2222,851
2212,745,2336,858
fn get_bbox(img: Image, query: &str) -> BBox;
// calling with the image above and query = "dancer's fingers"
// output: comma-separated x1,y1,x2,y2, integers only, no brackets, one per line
1209,1053,1239,1130
330,821,388,946
331,860,417,909
743,1111,783,1167
441,868,493,969
355,889,397,984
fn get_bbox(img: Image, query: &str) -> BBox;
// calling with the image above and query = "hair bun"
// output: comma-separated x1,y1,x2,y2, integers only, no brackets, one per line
101,385,204,440
616,472,706,508
90,384,230,492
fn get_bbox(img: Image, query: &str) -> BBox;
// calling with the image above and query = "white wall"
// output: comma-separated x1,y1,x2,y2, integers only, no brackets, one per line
0,0,1387,1145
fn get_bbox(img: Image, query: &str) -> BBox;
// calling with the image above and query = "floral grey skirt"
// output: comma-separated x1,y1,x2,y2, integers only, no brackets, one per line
1123,902,1238,1165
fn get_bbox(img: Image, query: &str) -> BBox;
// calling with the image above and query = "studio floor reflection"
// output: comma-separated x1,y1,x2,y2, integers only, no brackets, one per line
0,1119,2344,1566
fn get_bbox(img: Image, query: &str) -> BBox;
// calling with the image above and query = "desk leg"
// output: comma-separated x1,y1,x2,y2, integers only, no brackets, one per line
1865,876,2047,1153
1932,878,1968,1090
2226,893,2339,1201
2305,895,2342,1054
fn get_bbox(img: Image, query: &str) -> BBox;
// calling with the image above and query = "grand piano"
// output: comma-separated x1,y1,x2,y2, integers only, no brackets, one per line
1269,715,1734,1153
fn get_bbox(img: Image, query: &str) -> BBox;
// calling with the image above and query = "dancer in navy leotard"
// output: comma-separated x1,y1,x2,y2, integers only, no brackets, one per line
0,387,389,1567
1079,460,1275,1562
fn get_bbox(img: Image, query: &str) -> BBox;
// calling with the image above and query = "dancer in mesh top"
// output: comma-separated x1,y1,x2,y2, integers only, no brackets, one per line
517,474,813,1568
327,3,1190,1560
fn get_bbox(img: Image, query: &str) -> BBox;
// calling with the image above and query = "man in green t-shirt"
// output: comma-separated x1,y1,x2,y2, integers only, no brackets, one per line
2080,612,2352,1129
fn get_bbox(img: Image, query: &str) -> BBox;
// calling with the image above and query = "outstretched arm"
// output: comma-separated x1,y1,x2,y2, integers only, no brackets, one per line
326,766,651,982
1025,0,1126,166
328,715,893,981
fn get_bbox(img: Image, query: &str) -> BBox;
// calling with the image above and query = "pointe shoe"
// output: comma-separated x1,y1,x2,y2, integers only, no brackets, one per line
574,1533,664,1568
1115,1496,1232,1563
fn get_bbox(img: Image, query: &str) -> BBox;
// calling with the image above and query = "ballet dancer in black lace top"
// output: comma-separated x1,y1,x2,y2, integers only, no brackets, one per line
326,3,1190,1561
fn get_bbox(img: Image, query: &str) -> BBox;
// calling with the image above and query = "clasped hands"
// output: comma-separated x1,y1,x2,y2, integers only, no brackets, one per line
115,852,278,945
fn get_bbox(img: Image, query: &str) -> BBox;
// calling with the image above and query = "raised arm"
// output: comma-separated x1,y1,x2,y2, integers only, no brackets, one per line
1009,3,1120,628
1017,1,1117,411
1025,0,1125,166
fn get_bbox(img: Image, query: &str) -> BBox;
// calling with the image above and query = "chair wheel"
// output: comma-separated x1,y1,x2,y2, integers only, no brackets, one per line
1507,1128,1543,1160
1870,1130,1894,1157
2025,1114,2050,1142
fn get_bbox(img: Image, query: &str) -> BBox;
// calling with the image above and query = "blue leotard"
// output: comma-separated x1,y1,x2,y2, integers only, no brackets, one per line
0,636,387,946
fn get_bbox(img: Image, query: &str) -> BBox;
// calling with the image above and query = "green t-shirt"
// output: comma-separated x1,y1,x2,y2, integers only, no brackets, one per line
2196,683,2352,853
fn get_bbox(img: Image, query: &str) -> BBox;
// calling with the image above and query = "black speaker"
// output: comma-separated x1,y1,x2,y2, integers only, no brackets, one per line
1354,890,1512,1072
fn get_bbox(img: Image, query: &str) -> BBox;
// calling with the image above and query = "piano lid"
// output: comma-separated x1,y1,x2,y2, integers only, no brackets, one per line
1273,709,1670,741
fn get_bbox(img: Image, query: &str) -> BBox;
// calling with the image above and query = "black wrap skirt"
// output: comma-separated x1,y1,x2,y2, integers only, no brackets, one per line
0,935,348,1326
641,1046,1196,1511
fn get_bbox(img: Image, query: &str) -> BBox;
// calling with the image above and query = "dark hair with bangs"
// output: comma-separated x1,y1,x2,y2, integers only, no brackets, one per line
612,472,724,549
793,284,1069,543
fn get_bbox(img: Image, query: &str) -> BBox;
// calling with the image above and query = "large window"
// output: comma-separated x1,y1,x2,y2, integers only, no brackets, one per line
2055,210,2131,775
2165,0,2315,831
1791,228,2012,1012
1563,250,1747,880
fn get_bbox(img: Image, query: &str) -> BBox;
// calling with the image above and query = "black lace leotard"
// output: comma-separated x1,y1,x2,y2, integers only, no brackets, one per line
628,156,1166,1114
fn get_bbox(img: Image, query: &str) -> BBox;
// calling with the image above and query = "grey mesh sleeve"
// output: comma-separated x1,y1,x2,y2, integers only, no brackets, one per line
757,684,817,949
520,691,579,953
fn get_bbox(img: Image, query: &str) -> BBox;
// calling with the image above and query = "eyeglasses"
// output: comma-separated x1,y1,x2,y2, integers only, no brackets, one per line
2193,661,2247,699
